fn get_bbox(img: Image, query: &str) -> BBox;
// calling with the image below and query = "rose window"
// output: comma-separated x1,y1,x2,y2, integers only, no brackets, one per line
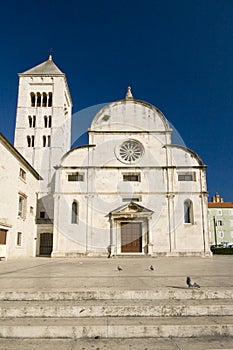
117,140,143,163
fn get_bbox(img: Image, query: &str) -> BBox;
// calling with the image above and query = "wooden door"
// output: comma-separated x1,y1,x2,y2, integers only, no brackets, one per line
39,233,53,256
121,222,142,253
0,230,7,245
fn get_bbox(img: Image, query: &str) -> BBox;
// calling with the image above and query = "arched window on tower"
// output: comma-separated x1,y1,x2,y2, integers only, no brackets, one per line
48,92,53,107
42,135,51,147
44,116,48,128
30,93,35,107
27,136,31,147
27,135,34,147
36,93,41,107
184,200,193,224
42,93,47,107
48,115,52,128
28,116,32,128
33,115,36,127
43,135,46,147
71,201,78,224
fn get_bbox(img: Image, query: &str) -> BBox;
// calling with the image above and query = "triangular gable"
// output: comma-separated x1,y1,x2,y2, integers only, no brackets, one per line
110,201,153,218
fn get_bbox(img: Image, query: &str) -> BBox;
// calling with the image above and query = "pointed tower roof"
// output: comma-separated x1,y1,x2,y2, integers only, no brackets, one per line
19,55,64,76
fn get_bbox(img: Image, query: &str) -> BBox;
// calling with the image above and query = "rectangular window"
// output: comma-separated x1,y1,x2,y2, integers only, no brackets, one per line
68,172,84,181
19,168,26,181
123,173,141,182
18,193,27,219
17,232,22,246
40,211,45,219
217,210,222,216
218,231,224,239
216,220,223,226
178,172,196,181
122,197,141,202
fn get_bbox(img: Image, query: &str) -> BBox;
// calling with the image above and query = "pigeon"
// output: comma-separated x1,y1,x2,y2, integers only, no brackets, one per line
117,265,123,271
186,276,200,288
149,265,155,271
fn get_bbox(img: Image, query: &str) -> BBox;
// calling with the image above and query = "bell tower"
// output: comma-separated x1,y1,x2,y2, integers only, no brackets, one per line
14,55,72,241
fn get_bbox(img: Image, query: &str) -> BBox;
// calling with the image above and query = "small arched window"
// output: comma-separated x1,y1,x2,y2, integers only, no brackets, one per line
48,115,52,128
43,136,46,147
42,92,47,107
44,116,48,128
71,201,78,224
27,136,34,147
27,135,31,147
28,116,32,128
37,93,41,107
30,93,35,107
184,200,193,224
48,92,53,107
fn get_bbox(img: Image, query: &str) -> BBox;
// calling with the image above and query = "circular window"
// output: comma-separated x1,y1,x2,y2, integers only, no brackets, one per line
116,140,143,164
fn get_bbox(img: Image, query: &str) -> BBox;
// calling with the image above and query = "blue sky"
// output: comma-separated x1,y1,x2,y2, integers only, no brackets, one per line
0,0,232,201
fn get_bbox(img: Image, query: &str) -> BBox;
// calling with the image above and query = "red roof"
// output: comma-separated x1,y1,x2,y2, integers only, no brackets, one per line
208,202,233,208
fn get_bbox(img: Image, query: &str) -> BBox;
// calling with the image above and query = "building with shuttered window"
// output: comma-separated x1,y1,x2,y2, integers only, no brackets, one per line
208,194,233,246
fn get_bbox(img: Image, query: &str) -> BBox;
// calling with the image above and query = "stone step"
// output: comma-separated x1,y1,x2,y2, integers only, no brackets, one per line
0,316,233,338
1,337,233,350
0,299,233,318
0,288,232,301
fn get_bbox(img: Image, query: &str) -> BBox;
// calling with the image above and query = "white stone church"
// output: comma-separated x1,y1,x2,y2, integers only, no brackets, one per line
1,56,211,258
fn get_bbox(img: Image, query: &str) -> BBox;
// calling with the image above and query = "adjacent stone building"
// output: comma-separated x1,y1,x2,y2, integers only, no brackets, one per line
0,55,211,257
0,133,39,259
208,194,233,246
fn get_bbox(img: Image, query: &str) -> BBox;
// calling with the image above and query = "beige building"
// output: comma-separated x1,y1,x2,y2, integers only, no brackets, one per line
208,194,233,246
0,133,39,259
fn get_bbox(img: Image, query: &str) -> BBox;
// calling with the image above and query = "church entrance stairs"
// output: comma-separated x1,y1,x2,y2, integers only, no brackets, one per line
0,257,233,341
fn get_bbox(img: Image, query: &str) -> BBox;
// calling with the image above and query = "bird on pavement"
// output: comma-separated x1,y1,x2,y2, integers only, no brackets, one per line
186,276,200,288
117,265,123,271
149,265,155,271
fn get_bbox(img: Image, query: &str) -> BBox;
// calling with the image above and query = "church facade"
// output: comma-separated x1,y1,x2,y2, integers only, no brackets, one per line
12,56,210,257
